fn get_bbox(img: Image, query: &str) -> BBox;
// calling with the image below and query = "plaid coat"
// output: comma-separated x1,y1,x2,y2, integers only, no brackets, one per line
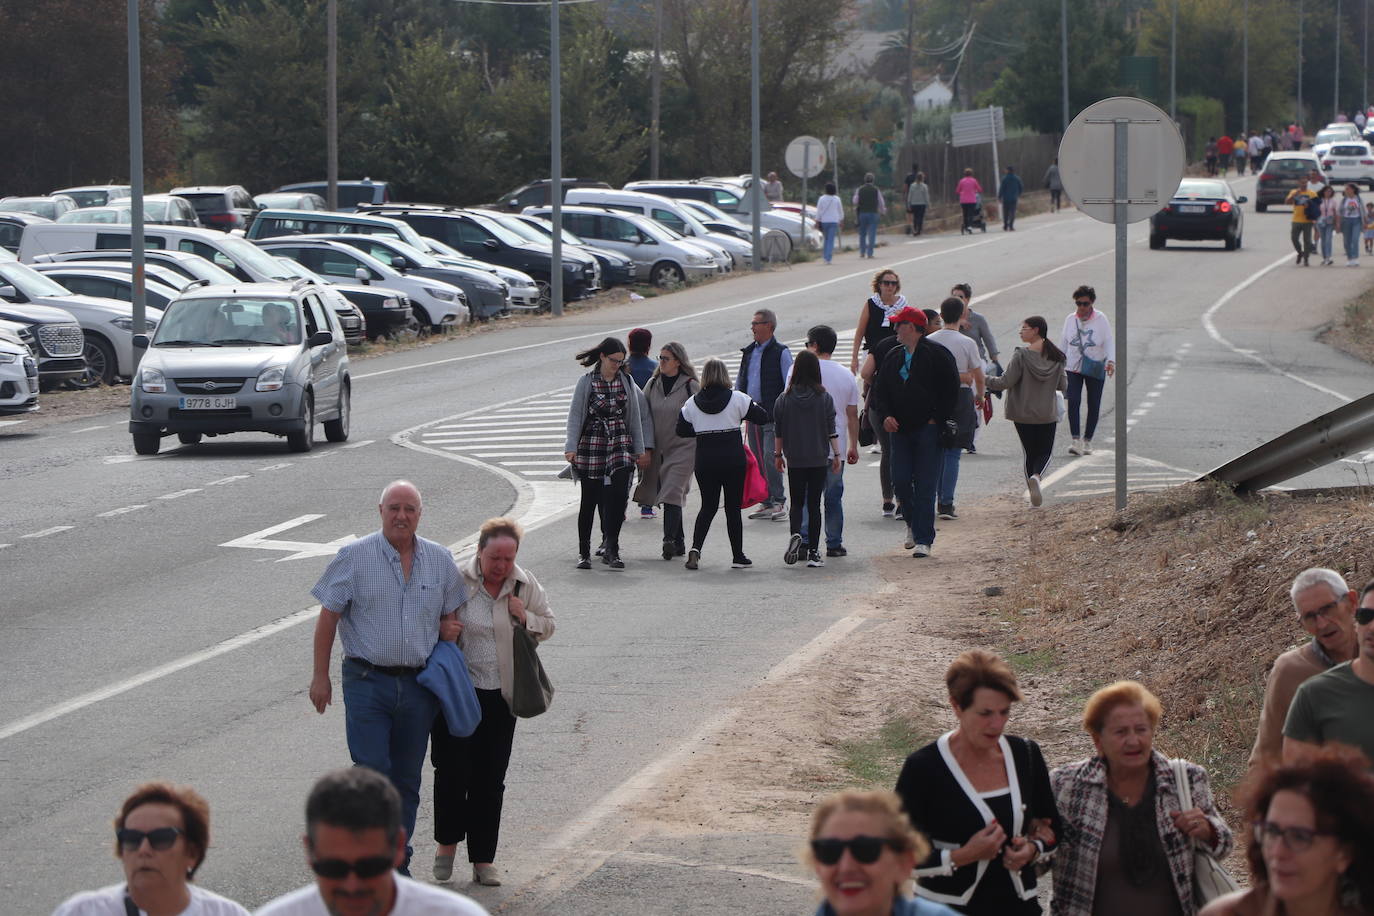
1047,751,1233,916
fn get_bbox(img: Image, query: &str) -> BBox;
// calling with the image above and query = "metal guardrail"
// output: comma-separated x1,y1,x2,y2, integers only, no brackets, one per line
1202,392,1374,492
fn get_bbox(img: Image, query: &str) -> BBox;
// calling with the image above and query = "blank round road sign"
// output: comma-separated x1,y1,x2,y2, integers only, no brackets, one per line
1058,97,1185,224
785,136,827,179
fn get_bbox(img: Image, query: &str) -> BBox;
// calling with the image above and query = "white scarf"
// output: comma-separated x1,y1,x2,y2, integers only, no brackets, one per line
871,293,908,327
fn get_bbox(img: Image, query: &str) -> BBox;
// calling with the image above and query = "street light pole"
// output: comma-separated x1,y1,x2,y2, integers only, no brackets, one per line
327,0,338,211
128,0,146,345
750,0,761,268
1298,0,1304,127
650,0,661,178
1337,0,1343,120
1243,0,1249,133
1170,0,1177,121
1061,0,1069,133
550,0,563,316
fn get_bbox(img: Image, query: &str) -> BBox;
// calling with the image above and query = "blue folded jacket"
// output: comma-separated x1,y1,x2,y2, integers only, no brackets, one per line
417,641,482,737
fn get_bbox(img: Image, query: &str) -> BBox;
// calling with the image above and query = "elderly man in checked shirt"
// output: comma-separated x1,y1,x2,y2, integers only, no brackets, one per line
309,479,464,874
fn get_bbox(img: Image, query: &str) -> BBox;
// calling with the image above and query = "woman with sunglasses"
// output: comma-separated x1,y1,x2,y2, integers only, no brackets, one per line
895,650,1060,914
52,782,248,915
807,790,960,916
1200,745,1374,916
1049,681,1233,916
632,342,699,560
564,336,648,570
848,269,907,375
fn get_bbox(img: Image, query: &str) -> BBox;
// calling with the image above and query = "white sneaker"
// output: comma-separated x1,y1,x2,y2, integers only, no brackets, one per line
912,544,931,558
1068,438,1083,456
903,535,915,550
1027,474,1043,507
1082,440,1093,455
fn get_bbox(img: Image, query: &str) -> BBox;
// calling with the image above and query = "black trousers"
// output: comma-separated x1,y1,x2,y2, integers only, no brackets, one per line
868,405,893,500
1014,421,1057,479
911,204,927,235
692,462,745,558
662,502,684,545
961,202,977,230
787,465,827,553
431,688,517,862
577,466,632,556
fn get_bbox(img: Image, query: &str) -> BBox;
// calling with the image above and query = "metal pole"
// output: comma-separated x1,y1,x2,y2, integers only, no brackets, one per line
1061,0,1069,133
1364,0,1368,113
1299,0,1304,128
989,107,1000,203
1337,0,1344,121
829,134,840,248
1170,0,1177,121
1113,119,1128,513
550,0,563,315
650,0,661,178
1243,0,1249,135
801,144,809,246
128,0,146,346
750,0,761,267
327,0,338,211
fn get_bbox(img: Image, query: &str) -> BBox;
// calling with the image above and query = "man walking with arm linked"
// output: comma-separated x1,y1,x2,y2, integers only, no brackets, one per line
738,310,792,521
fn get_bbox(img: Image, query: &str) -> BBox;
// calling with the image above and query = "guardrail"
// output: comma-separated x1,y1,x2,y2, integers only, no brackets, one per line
1202,392,1374,492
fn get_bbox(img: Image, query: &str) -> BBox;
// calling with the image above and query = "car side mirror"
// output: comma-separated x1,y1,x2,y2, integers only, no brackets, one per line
354,267,370,284
391,256,407,270
1236,195,1248,204
640,234,656,245
308,330,332,348
133,334,150,349
483,239,499,250
0,284,16,300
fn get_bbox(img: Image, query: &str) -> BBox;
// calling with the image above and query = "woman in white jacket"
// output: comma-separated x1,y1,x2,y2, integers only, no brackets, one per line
1058,286,1115,457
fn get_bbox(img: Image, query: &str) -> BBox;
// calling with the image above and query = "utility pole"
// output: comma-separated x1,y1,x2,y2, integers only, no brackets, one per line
550,0,563,315
1170,0,1177,121
650,0,662,178
1298,0,1304,128
127,0,146,347
327,0,338,211
1061,0,1069,133
900,0,915,179
1337,0,1344,120
750,0,761,268
1243,0,1249,133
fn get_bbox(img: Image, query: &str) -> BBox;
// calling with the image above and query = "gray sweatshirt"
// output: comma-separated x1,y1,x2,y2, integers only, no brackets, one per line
984,346,1067,424
772,387,837,467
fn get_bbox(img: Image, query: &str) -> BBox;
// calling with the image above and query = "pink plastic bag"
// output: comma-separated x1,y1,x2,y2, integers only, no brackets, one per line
741,444,769,509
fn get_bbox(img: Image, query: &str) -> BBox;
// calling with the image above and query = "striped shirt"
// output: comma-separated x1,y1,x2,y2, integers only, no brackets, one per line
312,531,466,668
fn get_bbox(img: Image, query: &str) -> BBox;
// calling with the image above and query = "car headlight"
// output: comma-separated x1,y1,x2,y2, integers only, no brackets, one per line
423,287,456,302
140,366,166,393
685,254,705,264
111,317,157,333
383,297,405,309
0,351,17,364
256,365,286,392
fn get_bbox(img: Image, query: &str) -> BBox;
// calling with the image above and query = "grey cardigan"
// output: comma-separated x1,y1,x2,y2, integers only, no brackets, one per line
959,310,999,362
564,370,648,454
985,346,1066,424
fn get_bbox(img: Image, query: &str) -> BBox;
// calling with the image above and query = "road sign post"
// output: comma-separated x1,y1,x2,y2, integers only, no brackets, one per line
786,135,826,260
1057,97,1185,512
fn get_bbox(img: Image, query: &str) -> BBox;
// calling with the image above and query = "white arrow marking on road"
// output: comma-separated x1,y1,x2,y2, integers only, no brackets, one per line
218,514,357,562
22,526,74,539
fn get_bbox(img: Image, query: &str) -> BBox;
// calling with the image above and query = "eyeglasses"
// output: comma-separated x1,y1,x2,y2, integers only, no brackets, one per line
750,320,770,326
310,856,395,879
1074,299,1093,307
1253,820,1329,852
1356,606,1374,625
116,827,182,852
658,355,676,362
810,835,899,865
880,279,899,286
1301,598,1345,628
606,355,625,365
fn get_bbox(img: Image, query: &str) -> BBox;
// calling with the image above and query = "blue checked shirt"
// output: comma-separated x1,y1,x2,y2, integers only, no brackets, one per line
311,531,466,668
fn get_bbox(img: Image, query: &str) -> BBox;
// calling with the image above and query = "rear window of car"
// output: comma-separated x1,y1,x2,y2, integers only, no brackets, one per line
1176,181,1229,198
64,191,109,208
1330,145,1368,156
1264,159,1316,174
179,193,230,214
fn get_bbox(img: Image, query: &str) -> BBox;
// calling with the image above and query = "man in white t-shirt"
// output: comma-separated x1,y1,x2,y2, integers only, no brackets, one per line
926,298,985,520
788,325,861,555
254,768,488,916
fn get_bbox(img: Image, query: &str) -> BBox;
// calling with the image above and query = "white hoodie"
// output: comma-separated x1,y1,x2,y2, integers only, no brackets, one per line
1059,308,1115,374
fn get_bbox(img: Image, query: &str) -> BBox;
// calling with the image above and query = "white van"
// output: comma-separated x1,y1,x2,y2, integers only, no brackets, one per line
563,188,748,269
18,224,296,285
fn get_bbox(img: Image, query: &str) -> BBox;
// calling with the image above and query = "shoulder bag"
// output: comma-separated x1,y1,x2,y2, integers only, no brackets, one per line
1170,758,1240,906
1074,319,1107,380
510,582,554,718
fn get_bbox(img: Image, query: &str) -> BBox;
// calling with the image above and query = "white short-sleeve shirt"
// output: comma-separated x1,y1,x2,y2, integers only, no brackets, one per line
253,877,490,915
927,329,983,389
51,883,250,916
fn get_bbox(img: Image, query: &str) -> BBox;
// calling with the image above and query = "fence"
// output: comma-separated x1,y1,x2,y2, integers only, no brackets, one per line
894,132,1062,211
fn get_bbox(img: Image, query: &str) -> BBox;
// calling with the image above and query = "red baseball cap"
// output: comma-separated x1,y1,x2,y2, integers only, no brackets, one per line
890,306,927,328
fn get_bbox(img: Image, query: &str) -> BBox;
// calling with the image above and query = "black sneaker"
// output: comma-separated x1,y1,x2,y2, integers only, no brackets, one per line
784,533,803,565
576,556,591,570
606,553,624,570
806,551,825,568
685,548,700,570
731,556,753,569
938,505,958,520
881,501,895,518
662,540,674,561
826,546,847,557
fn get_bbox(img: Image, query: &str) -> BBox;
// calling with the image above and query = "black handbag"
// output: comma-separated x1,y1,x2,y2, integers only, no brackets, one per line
510,582,554,718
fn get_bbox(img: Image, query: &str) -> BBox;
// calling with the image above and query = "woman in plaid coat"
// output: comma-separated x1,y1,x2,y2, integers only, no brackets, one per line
1048,681,1233,916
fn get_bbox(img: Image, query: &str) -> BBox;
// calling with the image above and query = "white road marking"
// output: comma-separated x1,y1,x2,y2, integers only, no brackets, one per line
0,543,11,549
206,475,251,486
103,455,143,464
97,505,148,518
340,439,374,449
498,460,569,467
69,425,108,433
157,488,203,500
218,514,357,561
0,419,26,428
258,462,294,471
22,526,74,539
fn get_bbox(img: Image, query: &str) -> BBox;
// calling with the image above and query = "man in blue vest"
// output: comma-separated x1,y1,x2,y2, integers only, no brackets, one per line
851,173,886,258
737,308,793,520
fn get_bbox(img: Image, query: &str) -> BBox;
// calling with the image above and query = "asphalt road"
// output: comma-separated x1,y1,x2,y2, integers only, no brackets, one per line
4,175,1372,914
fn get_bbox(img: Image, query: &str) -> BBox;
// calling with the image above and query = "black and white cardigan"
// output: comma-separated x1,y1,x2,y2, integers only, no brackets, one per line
895,732,1061,908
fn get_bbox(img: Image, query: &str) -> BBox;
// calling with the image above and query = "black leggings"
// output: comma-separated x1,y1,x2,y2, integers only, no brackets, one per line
1014,421,1057,479
577,467,632,555
788,465,827,553
869,406,893,500
961,202,977,230
692,462,745,558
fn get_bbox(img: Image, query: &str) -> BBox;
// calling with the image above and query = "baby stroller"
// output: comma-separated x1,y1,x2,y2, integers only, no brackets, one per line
964,194,989,233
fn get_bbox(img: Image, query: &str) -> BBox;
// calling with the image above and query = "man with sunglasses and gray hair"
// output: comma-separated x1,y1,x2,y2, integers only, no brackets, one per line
1249,568,1359,769
255,767,489,915
1283,576,1374,767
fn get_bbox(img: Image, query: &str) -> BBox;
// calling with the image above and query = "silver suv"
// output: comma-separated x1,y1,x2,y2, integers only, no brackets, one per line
129,282,351,455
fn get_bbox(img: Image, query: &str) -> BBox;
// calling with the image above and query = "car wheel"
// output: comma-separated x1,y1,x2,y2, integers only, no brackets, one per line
535,279,552,312
177,432,202,445
68,335,117,389
1255,202,1267,213
406,306,432,337
324,384,350,443
133,432,160,455
287,391,315,453
651,261,685,287
1149,234,1165,250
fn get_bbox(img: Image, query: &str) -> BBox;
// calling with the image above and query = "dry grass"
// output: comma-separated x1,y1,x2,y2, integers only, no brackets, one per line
1322,285,1374,363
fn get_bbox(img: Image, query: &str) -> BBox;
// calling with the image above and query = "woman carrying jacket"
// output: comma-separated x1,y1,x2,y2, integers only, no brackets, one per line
985,316,1067,507
563,336,648,570
431,517,555,887
632,341,699,560
676,356,768,570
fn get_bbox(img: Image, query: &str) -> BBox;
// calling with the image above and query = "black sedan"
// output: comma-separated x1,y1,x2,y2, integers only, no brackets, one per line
1149,179,1246,250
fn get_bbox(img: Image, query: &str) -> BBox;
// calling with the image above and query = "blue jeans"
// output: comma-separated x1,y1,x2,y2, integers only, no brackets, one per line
799,462,844,548
745,421,785,506
1320,220,1335,260
343,658,438,866
821,221,838,262
937,446,961,507
1343,220,1362,260
1066,371,1105,440
857,212,878,256
889,423,940,547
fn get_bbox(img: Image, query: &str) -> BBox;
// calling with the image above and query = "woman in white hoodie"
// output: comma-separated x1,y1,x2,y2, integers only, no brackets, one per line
1058,286,1114,457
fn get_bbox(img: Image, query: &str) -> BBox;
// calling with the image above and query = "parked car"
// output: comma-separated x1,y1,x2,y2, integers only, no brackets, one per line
266,257,369,345
142,195,202,227
504,214,636,287
322,284,413,340
246,207,426,245
1319,141,1374,188
525,204,719,286
0,195,78,221
1149,178,1246,250
360,205,599,308
622,179,818,252
31,248,240,287
564,188,749,269
1255,151,1324,211
167,185,259,232
254,237,468,330
469,212,604,288
0,211,52,254
493,178,613,211
274,179,392,212
29,263,184,311
129,281,351,455
19,224,301,284
254,192,328,211
51,185,131,208
0,319,39,414
420,237,543,310
30,259,210,297
1312,127,1361,160
0,298,85,388
56,206,132,225
0,259,161,387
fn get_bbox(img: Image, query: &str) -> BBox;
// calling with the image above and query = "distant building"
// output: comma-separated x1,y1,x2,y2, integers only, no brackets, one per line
914,77,953,110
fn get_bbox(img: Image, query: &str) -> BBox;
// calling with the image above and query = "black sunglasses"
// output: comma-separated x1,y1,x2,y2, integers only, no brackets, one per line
1074,299,1093,307
310,855,395,879
880,279,899,286
810,835,899,865
1356,606,1374,625
116,827,182,852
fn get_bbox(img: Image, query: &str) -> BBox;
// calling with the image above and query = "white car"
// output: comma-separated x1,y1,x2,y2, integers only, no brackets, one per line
423,237,542,309
1312,127,1361,160
1319,140,1374,188
526,205,718,285
563,188,749,269
0,318,38,414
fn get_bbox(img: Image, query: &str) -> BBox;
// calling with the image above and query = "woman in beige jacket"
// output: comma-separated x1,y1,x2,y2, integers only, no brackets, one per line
430,517,555,887
985,316,1066,507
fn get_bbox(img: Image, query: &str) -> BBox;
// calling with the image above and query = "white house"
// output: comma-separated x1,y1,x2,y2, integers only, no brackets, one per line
914,77,953,110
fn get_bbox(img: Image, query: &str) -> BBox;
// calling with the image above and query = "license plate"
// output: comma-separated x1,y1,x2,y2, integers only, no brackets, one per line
179,396,236,409
1341,160,1356,166
1179,205,1206,214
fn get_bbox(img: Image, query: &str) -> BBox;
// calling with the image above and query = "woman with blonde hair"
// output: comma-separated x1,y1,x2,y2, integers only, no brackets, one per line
806,790,959,916
632,341,699,559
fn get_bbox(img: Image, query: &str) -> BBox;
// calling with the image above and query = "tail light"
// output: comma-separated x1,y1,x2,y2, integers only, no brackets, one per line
1216,201,1232,213
205,212,236,225
1362,160,1374,165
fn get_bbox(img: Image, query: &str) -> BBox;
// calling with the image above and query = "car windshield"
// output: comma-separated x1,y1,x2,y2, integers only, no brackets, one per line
0,260,76,298
1317,131,1349,145
179,193,231,215
1,198,61,220
1175,181,1230,198
636,218,684,242
154,297,301,346
61,190,110,208
56,207,132,224
464,212,528,247
378,238,442,268
219,236,298,280
680,199,737,223
490,214,548,243
1266,158,1316,174
515,216,584,246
